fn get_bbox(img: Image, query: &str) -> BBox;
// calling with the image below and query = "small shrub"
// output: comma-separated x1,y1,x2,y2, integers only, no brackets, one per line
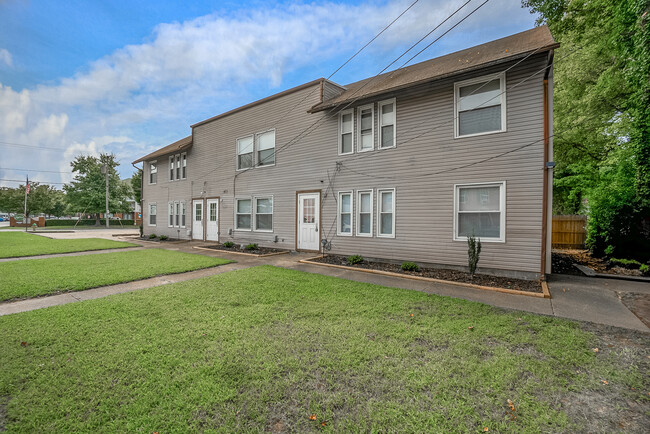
640,264,649,274
149,234,156,239
245,243,258,251
223,241,235,248
159,235,168,241
401,261,420,272
467,233,482,277
604,245,615,257
139,224,143,237
347,255,364,265
609,258,641,269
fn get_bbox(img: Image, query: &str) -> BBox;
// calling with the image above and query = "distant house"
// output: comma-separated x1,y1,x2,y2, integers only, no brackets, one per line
134,26,558,279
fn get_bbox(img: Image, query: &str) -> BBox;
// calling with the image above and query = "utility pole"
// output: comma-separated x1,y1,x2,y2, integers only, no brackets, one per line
101,164,109,229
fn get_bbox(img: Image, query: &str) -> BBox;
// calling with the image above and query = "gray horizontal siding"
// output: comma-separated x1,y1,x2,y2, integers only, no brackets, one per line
142,53,549,276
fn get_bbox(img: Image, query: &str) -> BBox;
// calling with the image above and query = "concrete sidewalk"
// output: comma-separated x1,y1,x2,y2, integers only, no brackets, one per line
1,241,648,332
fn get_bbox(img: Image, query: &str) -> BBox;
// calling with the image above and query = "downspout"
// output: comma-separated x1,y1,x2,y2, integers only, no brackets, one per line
540,50,554,280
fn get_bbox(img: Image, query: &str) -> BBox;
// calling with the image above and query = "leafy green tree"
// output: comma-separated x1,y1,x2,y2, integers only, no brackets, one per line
130,169,142,204
523,0,650,259
64,154,131,224
0,184,67,217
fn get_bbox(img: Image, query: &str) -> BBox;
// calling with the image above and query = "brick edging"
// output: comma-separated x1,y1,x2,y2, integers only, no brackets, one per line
299,258,550,299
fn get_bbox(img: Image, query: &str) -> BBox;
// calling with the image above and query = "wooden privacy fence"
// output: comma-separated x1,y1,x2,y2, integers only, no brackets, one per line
552,215,587,249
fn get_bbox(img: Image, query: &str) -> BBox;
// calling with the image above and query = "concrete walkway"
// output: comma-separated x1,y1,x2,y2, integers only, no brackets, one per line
1,239,648,332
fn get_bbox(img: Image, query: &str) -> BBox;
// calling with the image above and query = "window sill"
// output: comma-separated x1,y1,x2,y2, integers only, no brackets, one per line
454,128,506,139
453,236,505,243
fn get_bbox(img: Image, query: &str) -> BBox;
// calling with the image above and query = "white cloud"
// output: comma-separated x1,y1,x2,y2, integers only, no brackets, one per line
0,0,536,187
0,48,12,68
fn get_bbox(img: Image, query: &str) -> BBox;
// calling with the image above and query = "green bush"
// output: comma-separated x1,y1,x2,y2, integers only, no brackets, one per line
148,234,156,239
401,261,420,272
45,219,136,227
139,224,143,237
245,243,258,251
347,255,363,265
604,245,615,257
640,264,649,274
159,235,168,241
609,258,641,269
467,233,482,277
223,241,235,248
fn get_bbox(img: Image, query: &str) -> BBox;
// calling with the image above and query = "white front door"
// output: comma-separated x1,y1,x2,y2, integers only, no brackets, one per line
297,193,320,251
192,199,204,240
206,198,219,241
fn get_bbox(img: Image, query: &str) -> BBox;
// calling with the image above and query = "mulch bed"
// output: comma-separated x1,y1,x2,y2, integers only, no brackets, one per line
309,255,542,293
553,249,647,277
200,244,289,256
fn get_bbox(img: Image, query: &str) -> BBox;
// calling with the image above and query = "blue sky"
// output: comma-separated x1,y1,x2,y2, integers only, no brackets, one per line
0,0,538,186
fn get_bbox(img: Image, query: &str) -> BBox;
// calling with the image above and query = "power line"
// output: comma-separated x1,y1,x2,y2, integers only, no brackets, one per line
0,167,73,174
0,140,69,152
0,178,67,185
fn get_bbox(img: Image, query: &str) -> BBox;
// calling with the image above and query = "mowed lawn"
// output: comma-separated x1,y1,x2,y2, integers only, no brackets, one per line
1,267,646,432
0,249,233,301
0,232,137,258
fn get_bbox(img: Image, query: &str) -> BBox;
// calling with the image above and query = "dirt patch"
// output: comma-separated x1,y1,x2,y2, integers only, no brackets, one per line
553,249,646,277
310,255,542,293
200,244,290,256
618,292,650,329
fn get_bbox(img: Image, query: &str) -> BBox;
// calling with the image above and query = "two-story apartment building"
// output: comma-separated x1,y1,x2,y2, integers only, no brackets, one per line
134,26,558,280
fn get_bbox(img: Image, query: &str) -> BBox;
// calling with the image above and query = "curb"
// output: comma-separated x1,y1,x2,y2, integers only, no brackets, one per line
193,246,290,258
299,258,550,299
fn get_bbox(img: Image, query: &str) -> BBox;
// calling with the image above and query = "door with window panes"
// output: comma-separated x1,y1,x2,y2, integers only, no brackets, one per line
297,193,320,251
206,198,219,241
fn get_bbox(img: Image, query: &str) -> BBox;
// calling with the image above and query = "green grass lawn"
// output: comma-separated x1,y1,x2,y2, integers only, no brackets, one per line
0,266,645,432
0,232,138,258
0,249,233,301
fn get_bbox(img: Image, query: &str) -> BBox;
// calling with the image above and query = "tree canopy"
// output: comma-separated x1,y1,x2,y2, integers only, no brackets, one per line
523,0,650,259
64,154,131,222
0,184,67,217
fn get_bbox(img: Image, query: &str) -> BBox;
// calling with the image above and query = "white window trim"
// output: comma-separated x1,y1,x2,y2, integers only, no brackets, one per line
337,191,353,236
174,200,180,227
168,201,174,228
378,98,396,150
169,156,175,181
234,197,253,231
377,188,396,238
148,202,157,226
356,190,373,237
180,201,186,228
175,154,181,180
255,129,276,168
454,72,507,139
181,153,187,180
357,104,374,153
236,135,254,171
253,196,274,232
453,181,506,243
148,160,157,185
338,109,354,156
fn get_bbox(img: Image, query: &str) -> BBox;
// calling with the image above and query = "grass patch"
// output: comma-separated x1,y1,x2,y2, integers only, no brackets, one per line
0,232,137,258
0,249,233,301
0,266,646,432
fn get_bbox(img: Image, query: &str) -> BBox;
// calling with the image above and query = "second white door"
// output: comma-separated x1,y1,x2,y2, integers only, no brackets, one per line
206,198,219,241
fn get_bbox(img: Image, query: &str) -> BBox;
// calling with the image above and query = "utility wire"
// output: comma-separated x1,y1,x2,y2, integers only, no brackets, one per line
0,167,73,174
0,141,69,152
0,178,67,185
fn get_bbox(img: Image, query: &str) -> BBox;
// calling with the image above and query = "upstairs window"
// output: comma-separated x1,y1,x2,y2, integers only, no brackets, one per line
358,105,374,152
169,156,175,181
379,99,396,149
339,110,354,155
175,154,181,180
455,73,506,137
257,130,275,166
181,153,187,179
337,191,352,235
237,136,253,170
255,197,273,231
149,161,157,184
235,198,252,230
377,189,395,237
454,182,505,242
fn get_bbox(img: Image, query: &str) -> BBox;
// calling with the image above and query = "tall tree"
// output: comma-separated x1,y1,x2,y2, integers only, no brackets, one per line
64,154,131,224
130,169,142,204
523,0,650,258
0,183,67,217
